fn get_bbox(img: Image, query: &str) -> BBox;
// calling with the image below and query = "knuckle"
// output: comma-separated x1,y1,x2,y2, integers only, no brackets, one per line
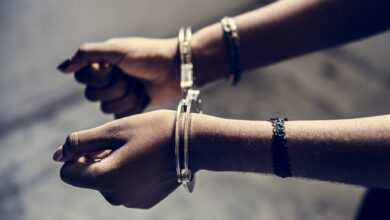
106,38,120,44
103,123,123,140
78,43,92,53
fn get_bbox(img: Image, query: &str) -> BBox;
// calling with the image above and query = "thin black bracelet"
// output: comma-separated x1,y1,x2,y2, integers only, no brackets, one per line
270,118,292,178
221,17,242,86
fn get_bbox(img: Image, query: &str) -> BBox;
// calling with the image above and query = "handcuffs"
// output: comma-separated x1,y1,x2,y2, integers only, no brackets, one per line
175,26,202,193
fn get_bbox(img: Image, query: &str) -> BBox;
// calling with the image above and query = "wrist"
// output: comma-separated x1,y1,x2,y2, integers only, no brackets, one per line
190,113,274,174
191,24,231,86
166,37,181,86
160,38,181,101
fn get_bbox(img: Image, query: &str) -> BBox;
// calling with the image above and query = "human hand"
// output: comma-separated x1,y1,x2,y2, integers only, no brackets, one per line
53,110,183,208
57,38,181,118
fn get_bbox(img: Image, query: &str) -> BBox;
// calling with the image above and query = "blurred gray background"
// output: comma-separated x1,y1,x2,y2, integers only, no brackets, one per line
0,0,389,219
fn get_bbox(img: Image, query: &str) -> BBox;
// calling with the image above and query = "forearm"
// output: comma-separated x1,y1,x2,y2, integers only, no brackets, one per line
192,0,390,84
190,114,273,173
287,115,390,188
191,114,390,188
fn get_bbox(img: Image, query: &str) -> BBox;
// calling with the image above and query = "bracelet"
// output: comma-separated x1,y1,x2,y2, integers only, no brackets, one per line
270,118,292,178
175,26,203,193
221,16,242,86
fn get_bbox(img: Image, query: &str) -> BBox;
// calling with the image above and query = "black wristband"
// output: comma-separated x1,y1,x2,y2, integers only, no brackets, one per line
270,118,292,178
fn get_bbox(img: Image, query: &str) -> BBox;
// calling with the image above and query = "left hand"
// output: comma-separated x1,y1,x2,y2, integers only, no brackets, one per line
57,37,181,119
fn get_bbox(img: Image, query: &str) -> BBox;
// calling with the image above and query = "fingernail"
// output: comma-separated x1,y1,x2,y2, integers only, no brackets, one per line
53,145,64,162
57,59,71,71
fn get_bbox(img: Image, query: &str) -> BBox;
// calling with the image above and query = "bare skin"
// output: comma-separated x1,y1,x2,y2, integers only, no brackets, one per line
53,111,390,208
54,110,178,208
57,38,181,118
55,0,390,209
58,0,390,116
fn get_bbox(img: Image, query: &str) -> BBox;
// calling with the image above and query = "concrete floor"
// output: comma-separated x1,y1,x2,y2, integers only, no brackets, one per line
1,0,390,219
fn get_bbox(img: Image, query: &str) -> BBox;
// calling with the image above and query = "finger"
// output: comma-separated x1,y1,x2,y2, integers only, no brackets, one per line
85,150,112,161
113,78,149,118
100,92,139,115
114,96,150,119
53,124,123,162
89,62,113,83
58,42,124,73
114,105,143,119
60,160,110,190
75,63,118,88
84,77,128,102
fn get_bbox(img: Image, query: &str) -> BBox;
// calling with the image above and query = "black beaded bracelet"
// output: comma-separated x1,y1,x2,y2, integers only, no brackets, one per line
221,16,242,86
270,118,292,178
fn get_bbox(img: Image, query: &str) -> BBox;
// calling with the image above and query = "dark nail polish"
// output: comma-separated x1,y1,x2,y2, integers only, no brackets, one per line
57,59,71,70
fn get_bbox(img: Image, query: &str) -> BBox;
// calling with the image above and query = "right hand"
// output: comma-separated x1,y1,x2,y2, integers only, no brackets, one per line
57,37,181,118
53,110,184,208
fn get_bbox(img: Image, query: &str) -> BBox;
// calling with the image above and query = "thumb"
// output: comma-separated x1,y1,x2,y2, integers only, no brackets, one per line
57,42,125,73
53,124,123,162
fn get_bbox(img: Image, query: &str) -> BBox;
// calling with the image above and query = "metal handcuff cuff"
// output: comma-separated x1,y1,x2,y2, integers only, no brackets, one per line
175,26,202,193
